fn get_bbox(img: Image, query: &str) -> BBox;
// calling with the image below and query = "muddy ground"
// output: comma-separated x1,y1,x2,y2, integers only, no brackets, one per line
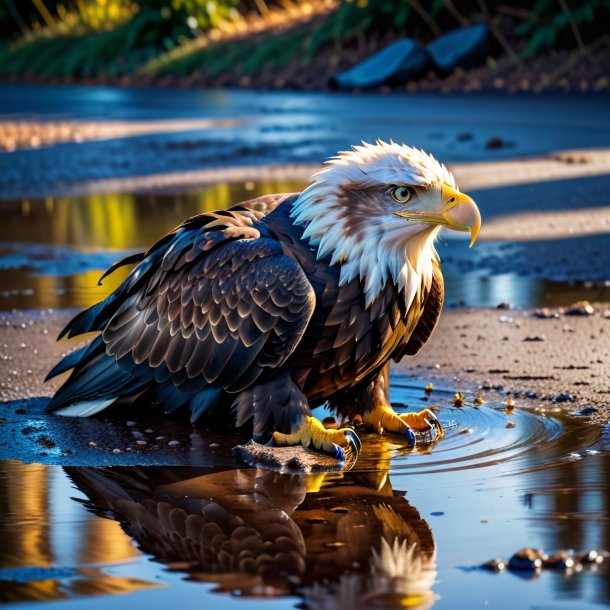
1,304,608,428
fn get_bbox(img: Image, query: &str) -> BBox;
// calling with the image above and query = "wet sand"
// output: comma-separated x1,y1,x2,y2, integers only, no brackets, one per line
2,305,608,424
397,303,610,424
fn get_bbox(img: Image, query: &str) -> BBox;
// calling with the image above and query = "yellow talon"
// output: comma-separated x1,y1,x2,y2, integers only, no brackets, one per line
363,404,408,435
272,415,360,459
363,405,416,447
400,409,445,439
363,405,444,445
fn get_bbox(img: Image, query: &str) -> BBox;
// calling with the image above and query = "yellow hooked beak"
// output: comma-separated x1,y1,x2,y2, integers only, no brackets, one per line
394,183,482,247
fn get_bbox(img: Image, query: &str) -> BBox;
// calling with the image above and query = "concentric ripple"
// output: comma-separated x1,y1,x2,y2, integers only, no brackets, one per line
352,374,602,478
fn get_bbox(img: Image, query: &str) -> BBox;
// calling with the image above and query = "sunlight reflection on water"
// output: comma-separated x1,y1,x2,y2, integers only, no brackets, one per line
0,182,609,311
0,378,608,610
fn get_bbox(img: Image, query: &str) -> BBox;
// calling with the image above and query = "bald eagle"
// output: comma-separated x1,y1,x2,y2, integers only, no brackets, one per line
46,141,480,461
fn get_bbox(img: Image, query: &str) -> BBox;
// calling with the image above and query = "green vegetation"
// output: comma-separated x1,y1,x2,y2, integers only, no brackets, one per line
0,0,239,77
516,0,610,58
0,0,608,80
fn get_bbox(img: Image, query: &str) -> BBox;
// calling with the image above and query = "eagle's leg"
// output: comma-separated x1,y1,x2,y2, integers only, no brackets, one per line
273,416,361,461
348,363,444,446
235,371,360,460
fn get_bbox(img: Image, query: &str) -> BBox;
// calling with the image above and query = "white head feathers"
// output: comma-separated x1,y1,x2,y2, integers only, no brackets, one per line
290,140,456,307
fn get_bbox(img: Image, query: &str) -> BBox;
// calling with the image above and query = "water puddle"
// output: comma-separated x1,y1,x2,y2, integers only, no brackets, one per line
1,184,609,310
0,377,608,609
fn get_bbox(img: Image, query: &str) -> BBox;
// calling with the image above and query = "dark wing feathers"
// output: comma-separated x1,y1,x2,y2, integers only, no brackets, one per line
48,195,315,415
101,231,315,395
102,238,314,392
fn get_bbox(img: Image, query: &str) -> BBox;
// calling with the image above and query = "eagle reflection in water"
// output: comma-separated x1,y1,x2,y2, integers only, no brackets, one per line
66,455,437,610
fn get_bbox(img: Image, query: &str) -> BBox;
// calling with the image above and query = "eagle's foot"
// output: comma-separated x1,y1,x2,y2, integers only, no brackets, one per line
400,408,445,439
362,406,444,445
362,405,416,447
273,415,361,461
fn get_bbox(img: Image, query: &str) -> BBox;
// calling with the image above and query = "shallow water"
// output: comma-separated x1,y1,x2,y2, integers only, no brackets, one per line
1,377,608,609
1,184,609,311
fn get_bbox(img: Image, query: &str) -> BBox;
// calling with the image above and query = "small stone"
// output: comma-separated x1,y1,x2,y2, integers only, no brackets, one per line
534,308,560,319
577,549,608,565
112,448,121,453
88,441,97,447
523,335,545,342
552,393,575,403
496,302,512,310
168,440,180,446
544,550,575,570
565,300,594,316
508,548,546,571
481,558,506,572
126,420,137,427
135,440,147,446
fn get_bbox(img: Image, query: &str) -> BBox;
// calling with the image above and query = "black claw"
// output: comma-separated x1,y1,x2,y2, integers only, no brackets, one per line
345,429,361,456
330,443,346,461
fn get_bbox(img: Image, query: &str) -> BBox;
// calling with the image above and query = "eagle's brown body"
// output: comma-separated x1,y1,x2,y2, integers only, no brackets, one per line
46,141,481,457
46,193,443,442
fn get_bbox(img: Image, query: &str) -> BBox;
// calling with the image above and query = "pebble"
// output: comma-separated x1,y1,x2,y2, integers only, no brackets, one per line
565,300,595,316
168,440,180,446
551,393,575,403
533,308,561,319
523,335,545,342
544,550,576,570
508,548,546,571
135,440,147,446
481,558,506,572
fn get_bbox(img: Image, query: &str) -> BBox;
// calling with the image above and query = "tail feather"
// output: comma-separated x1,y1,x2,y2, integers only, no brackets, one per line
45,335,104,381
46,349,150,415
54,398,116,417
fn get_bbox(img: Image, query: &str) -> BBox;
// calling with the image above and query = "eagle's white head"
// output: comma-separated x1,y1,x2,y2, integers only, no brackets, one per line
290,140,481,307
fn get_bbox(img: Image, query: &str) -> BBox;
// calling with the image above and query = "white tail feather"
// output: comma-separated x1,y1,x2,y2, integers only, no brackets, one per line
54,398,115,417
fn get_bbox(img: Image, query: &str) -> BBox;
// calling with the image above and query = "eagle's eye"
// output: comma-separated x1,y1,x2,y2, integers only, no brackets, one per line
390,185,414,204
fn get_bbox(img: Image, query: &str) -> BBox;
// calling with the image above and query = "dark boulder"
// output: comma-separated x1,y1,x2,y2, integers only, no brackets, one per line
333,39,429,90
427,24,489,73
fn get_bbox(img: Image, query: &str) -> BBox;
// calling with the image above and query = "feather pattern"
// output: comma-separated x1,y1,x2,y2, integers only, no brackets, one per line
47,141,453,435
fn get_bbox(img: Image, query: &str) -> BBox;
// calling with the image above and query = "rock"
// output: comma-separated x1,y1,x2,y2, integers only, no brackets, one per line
485,136,514,150
577,549,609,565
508,548,546,571
533,308,561,319
565,300,595,316
551,393,576,403
481,558,506,571
333,39,429,90
427,25,489,73
544,551,576,570
523,335,545,342
495,301,512,310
